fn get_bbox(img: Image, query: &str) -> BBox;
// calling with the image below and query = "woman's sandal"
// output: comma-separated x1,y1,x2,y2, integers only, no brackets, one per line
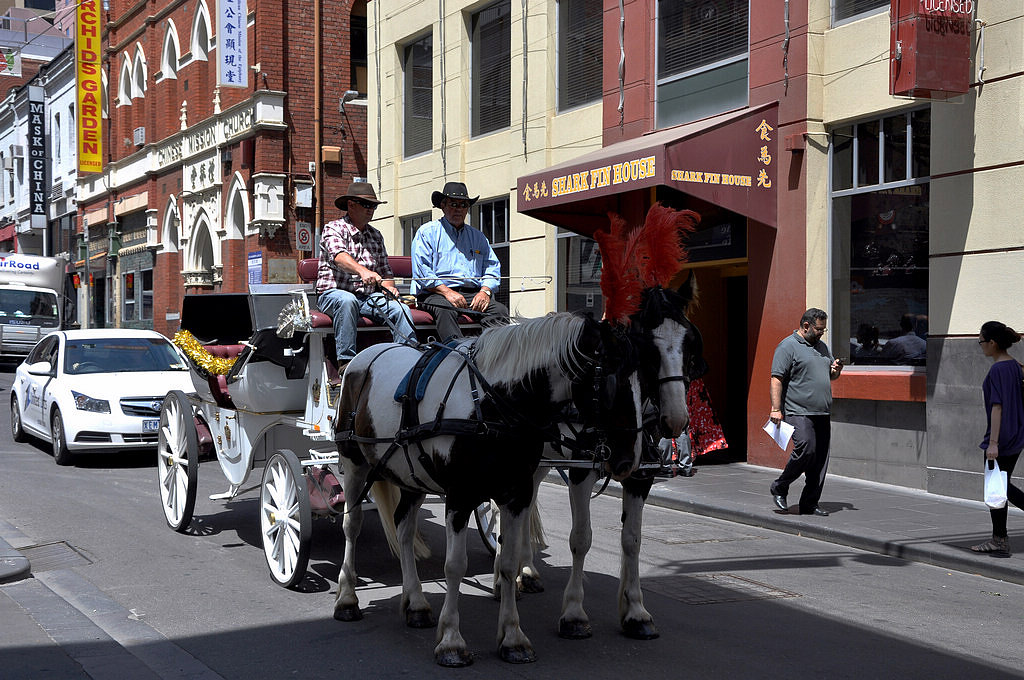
970,536,1011,558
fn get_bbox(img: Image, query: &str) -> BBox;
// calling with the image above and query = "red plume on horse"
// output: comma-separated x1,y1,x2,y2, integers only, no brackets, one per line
593,203,701,324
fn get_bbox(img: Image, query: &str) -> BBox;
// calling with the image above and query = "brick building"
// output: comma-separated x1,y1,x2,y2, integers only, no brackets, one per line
75,0,369,335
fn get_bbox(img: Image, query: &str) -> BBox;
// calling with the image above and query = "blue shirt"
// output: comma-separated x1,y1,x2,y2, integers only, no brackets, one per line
981,359,1024,456
410,217,501,295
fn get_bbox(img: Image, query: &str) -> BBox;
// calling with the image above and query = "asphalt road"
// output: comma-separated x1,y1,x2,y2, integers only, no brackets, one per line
0,365,1022,679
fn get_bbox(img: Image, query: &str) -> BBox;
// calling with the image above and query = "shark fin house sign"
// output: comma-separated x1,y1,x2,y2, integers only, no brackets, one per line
517,103,778,235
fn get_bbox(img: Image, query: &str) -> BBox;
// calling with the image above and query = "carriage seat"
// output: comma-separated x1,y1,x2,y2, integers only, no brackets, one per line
201,343,246,408
297,256,478,331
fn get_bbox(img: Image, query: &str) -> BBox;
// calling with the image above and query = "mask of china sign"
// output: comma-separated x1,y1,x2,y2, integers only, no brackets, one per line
890,0,975,99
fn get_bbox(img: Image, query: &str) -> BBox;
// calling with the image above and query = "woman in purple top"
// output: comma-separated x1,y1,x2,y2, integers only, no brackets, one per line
972,321,1024,557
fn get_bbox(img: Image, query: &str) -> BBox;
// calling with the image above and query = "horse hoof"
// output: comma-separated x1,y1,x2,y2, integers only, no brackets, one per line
558,619,593,639
622,618,659,640
405,608,435,628
518,574,544,594
435,648,473,667
333,605,362,622
499,645,537,664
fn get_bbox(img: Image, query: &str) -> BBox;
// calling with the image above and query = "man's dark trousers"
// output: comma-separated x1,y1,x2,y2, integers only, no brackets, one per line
417,289,509,342
770,414,831,513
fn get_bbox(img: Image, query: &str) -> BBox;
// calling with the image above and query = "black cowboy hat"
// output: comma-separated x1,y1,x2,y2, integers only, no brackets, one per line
431,181,479,209
335,181,387,211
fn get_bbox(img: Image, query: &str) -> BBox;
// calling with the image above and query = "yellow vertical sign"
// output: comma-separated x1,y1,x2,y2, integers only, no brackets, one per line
76,0,103,173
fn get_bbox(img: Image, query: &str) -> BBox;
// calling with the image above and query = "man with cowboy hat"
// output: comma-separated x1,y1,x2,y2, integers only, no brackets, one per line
315,181,416,374
411,181,509,341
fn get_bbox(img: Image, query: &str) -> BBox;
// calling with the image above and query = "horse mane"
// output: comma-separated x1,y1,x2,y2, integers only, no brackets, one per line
473,313,589,387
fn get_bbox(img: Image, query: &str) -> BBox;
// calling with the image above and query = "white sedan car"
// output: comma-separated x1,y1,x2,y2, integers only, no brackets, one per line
10,329,194,465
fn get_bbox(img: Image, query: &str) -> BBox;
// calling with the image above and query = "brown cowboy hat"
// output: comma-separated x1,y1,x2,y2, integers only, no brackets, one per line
335,181,387,211
431,181,479,209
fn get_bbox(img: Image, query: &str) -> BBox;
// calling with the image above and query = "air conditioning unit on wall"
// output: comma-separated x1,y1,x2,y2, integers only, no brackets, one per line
133,127,145,147
11,145,24,158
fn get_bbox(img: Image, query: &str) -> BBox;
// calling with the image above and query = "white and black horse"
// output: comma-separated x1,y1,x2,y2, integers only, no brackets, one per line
332,313,646,666
505,280,706,640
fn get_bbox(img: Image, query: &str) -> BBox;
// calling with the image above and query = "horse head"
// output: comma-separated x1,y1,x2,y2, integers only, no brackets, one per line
569,315,644,480
631,274,708,439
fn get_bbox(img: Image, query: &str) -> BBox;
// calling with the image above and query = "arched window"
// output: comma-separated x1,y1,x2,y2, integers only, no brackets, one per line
162,197,180,252
53,112,61,165
185,212,217,287
224,173,250,239
161,21,180,78
118,57,132,105
191,2,211,61
132,45,147,98
68,104,75,158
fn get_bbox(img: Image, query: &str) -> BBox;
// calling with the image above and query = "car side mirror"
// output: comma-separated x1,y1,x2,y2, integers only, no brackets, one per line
27,360,54,376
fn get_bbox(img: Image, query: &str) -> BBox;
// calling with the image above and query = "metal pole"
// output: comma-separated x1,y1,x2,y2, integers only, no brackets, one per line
83,215,89,329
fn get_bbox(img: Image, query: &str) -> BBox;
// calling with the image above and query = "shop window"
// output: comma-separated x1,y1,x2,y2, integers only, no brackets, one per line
123,271,137,321
556,229,602,314
831,108,930,367
403,33,432,158
351,1,368,96
656,0,748,128
833,0,888,25
142,269,153,320
471,1,511,136
558,0,602,112
471,197,510,308
401,211,432,257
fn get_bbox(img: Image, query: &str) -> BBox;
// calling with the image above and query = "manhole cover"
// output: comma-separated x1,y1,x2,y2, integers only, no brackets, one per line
19,541,92,573
642,522,766,545
643,573,800,605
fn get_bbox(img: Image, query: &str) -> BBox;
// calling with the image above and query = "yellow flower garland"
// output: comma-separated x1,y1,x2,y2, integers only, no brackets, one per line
173,330,238,376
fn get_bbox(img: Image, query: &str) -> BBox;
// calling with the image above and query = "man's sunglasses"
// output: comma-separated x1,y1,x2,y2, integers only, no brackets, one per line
352,199,378,209
446,200,471,210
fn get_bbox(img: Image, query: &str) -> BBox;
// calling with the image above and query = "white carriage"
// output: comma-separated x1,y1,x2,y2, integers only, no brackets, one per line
155,264,499,588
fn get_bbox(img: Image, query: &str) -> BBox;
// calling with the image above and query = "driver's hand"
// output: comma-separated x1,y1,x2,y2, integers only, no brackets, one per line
470,291,490,312
361,270,382,287
444,290,467,308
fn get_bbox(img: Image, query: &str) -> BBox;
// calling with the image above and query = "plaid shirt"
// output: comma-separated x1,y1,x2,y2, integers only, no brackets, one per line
315,217,394,294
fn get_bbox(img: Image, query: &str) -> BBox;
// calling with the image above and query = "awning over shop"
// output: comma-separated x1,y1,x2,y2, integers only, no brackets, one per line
0,224,15,242
516,102,779,235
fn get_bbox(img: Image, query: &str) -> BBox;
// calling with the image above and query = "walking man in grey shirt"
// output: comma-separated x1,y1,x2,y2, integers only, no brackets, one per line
768,308,844,516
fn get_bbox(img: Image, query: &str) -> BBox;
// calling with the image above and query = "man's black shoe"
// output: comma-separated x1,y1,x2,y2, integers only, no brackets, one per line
772,494,788,512
803,506,829,516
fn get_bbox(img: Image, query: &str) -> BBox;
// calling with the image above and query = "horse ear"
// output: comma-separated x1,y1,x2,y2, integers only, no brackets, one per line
675,270,698,314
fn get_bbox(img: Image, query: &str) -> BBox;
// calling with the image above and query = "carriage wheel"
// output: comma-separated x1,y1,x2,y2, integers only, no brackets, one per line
157,390,199,532
475,500,499,556
260,449,312,589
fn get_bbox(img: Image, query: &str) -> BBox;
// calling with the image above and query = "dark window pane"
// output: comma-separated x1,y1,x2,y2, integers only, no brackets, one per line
472,2,511,136
558,0,603,110
857,120,879,187
832,125,853,191
834,0,888,23
351,2,368,95
883,114,907,183
404,34,432,157
911,108,931,179
658,0,748,78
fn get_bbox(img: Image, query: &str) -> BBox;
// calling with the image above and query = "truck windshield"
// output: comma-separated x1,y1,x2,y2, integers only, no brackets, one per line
64,337,189,375
0,290,59,327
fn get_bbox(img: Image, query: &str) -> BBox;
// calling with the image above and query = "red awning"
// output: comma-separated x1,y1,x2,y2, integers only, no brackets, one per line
516,102,779,235
0,224,15,242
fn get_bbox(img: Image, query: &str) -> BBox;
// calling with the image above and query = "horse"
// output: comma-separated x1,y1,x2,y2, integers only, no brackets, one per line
331,312,646,666
501,278,706,640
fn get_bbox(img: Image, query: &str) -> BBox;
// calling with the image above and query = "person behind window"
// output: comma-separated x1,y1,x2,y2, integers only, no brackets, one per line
411,182,509,342
881,313,926,363
852,323,880,363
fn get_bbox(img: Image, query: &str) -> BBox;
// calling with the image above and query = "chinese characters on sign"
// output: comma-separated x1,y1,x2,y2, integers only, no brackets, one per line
756,119,773,188
521,155,656,203
76,0,103,173
218,0,248,88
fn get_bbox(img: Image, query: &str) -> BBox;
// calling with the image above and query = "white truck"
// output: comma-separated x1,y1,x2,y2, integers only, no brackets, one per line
0,253,69,360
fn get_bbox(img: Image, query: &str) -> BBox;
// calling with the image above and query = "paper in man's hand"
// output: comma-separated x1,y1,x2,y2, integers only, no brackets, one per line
762,419,795,450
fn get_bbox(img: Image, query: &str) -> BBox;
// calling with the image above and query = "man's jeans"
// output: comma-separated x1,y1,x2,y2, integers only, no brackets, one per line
317,288,417,362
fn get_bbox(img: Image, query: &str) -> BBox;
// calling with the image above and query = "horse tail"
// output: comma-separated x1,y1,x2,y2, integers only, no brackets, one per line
530,501,547,552
371,480,431,561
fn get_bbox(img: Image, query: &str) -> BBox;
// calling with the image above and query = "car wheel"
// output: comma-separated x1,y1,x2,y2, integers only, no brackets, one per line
10,396,27,443
51,410,73,466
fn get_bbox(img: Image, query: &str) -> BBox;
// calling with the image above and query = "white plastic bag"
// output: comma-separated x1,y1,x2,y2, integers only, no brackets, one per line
984,459,1008,509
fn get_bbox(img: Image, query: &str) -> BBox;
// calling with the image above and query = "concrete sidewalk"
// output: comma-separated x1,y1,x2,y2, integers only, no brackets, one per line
637,462,1024,586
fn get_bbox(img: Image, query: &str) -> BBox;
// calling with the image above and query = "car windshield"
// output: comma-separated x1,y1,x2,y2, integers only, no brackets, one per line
0,290,59,327
64,337,189,375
